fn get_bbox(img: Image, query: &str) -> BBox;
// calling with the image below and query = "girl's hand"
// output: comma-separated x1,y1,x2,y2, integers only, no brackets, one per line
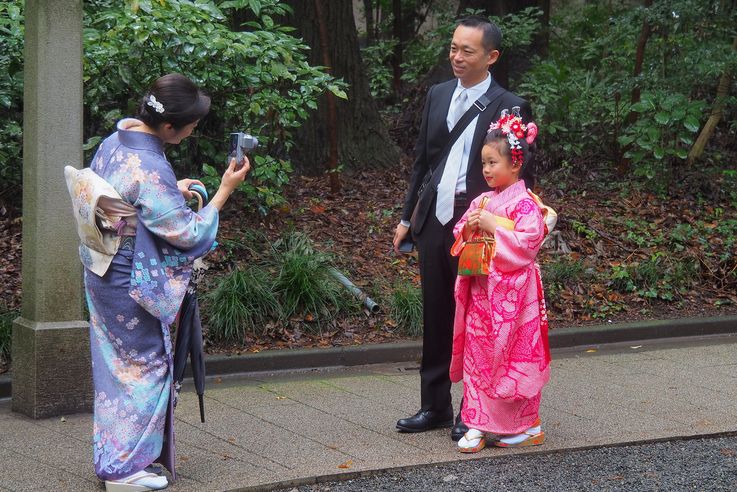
463,210,481,239
220,157,251,193
478,210,497,234
177,178,205,200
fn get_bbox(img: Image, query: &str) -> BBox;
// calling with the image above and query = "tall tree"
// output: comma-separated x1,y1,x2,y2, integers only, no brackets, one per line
285,0,400,175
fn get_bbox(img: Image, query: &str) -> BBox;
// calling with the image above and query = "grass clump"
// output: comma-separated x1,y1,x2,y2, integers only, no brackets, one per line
205,231,357,342
0,305,17,364
389,281,423,337
205,266,280,343
271,232,355,322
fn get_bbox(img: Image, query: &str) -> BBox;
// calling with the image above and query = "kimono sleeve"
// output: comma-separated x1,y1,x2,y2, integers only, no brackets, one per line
492,198,545,272
135,153,219,253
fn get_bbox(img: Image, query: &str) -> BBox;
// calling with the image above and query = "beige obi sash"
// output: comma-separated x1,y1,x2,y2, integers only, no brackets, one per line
64,166,138,276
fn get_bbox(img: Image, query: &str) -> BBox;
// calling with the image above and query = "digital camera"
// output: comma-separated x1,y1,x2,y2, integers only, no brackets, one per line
228,132,259,168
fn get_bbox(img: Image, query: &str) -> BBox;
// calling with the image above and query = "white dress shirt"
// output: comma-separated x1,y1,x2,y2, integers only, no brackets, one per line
445,73,491,194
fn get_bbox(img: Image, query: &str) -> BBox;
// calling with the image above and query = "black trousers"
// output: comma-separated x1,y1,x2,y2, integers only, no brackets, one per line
415,195,468,413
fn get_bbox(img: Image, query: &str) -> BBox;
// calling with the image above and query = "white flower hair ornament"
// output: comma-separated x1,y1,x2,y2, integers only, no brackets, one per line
146,95,165,114
487,106,538,166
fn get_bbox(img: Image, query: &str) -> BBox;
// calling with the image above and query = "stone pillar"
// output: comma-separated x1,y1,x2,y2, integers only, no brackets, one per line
12,0,92,419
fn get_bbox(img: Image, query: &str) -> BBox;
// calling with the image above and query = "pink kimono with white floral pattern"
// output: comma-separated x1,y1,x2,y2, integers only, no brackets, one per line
449,180,551,435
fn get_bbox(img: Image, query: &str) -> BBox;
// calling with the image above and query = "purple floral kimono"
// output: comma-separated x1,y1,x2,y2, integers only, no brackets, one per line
81,119,218,481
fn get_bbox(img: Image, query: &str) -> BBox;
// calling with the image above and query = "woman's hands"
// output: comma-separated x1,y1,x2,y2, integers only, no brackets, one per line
209,157,252,211
177,178,205,200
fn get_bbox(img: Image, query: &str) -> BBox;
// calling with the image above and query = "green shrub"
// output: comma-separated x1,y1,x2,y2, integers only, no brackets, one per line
388,281,423,338
518,0,737,186
609,253,699,301
0,0,345,210
205,265,281,342
271,232,354,325
82,0,345,211
0,3,24,198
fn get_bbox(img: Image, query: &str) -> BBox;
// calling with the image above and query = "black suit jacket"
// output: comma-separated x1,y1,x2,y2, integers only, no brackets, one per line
401,75,532,226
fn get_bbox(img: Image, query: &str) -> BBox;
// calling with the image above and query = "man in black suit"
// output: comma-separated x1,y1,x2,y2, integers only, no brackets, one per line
393,16,533,441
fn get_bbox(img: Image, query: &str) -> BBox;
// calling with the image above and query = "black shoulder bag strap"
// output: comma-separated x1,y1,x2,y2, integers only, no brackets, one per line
418,83,506,197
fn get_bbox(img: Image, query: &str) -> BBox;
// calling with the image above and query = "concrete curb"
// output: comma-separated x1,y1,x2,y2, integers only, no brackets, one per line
1,315,736,399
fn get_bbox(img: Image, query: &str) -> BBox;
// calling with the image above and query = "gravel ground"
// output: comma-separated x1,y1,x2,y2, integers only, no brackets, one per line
288,434,737,492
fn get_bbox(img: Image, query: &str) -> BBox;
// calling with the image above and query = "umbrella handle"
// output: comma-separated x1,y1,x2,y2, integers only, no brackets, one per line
188,184,209,212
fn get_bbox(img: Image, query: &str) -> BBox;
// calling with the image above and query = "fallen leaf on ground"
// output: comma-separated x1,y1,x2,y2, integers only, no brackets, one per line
337,460,353,469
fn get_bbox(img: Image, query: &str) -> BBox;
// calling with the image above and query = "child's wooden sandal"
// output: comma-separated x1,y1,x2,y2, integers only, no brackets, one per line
458,429,486,453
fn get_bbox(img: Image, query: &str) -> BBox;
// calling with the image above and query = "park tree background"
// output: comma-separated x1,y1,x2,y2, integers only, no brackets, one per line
1,0,736,366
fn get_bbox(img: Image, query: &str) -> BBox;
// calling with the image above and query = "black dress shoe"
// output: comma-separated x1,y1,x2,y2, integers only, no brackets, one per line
396,409,453,433
451,412,469,441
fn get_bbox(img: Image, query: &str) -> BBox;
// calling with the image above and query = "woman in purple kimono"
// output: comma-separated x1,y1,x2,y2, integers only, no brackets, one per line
79,74,250,491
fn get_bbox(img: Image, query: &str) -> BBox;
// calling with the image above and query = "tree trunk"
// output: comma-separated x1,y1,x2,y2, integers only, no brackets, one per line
619,0,653,174
363,0,375,46
627,0,653,125
687,34,737,165
285,0,400,174
392,0,403,97
314,0,341,192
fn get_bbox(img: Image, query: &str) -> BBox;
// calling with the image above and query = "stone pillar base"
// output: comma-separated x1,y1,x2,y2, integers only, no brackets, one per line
11,317,92,419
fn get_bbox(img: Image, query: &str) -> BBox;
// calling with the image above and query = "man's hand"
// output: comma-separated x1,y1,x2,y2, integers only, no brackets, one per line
393,223,410,254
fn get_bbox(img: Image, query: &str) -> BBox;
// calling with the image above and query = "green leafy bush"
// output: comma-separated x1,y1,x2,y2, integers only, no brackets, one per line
0,3,23,197
388,280,423,337
83,0,344,210
518,0,737,185
609,253,699,301
0,0,345,210
619,92,706,183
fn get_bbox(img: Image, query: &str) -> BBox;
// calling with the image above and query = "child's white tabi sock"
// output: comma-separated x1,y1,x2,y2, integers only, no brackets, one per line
498,424,542,445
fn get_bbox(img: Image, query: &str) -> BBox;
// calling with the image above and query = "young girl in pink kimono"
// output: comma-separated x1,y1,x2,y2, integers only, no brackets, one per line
450,108,551,453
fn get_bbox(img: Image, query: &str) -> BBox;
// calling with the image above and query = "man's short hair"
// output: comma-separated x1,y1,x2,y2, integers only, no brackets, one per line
457,15,502,52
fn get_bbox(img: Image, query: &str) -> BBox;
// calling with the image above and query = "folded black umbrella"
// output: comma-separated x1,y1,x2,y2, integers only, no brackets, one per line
173,184,209,423
173,287,206,423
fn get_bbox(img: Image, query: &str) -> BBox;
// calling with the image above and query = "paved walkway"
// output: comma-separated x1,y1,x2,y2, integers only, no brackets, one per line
0,336,736,491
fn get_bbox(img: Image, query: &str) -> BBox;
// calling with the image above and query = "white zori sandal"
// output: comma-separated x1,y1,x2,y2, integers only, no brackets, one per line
493,420,545,448
105,469,169,491
458,428,486,453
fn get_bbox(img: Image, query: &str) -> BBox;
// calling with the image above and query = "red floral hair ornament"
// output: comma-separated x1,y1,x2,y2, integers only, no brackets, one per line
488,106,538,167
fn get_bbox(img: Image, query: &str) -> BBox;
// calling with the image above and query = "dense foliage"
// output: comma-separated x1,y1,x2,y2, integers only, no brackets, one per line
0,3,23,199
517,0,737,190
1,0,345,211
